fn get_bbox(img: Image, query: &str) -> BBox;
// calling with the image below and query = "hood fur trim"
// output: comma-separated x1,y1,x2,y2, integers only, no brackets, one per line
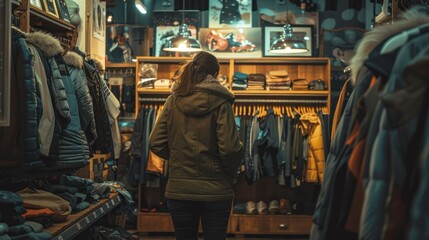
63,51,83,69
26,31,63,57
351,8,429,85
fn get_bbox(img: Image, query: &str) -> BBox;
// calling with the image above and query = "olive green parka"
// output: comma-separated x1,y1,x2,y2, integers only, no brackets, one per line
149,75,244,201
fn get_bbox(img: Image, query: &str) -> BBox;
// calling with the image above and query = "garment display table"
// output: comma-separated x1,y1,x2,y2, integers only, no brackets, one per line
47,193,121,240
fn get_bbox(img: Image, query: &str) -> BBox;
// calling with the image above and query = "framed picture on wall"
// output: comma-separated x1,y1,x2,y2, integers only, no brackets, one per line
55,0,71,22
43,0,59,18
92,0,106,41
263,25,313,57
30,0,44,10
209,0,252,28
198,28,262,58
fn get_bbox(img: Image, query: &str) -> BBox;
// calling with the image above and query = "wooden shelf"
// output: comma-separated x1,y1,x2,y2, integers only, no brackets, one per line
136,56,231,64
29,6,75,32
233,90,329,97
106,62,136,68
234,57,329,65
137,89,171,94
47,193,121,240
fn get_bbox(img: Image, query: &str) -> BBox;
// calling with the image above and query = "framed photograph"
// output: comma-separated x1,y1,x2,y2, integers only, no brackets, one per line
30,0,44,10
55,0,71,22
209,0,252,28
43,0,59,18
198,28,262,59
92,0,106,40
263,25,313,57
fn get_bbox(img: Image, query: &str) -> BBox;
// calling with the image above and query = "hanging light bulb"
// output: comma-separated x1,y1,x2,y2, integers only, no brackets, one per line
163,0,202,52
269,1,309,54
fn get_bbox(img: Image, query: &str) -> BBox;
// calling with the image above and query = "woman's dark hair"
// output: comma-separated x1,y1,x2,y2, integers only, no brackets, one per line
173,51,220,96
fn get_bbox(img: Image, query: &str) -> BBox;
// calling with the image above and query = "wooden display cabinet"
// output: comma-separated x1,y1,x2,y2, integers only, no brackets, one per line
134,56,330,236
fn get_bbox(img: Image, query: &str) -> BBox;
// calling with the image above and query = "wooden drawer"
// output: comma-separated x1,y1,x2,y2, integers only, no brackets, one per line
138,213,174,232
230,214,312,235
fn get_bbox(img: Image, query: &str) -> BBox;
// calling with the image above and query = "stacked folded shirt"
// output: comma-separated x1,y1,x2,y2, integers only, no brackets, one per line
138,78,156,89
292,78,309,90
232,72,248,90
153,79,172,89
247,73,266,90
265,70,292,90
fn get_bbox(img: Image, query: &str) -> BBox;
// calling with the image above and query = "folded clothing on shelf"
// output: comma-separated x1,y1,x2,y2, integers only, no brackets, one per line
292,78,309,90
153,79,172,89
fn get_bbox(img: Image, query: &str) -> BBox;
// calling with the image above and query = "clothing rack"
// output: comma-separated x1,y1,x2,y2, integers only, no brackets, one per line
139,97,327,104
234,98,327,104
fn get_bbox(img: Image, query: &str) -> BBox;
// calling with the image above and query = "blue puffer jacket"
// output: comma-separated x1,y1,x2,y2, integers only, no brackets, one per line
53,54,90,168
0,28,40,168
63,52,97,148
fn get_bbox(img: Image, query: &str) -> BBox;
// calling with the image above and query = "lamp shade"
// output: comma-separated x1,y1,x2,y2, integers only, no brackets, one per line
269,24,309,54
163,24,202,52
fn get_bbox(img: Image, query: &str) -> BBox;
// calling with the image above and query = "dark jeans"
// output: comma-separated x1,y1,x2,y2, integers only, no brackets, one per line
166,199,232,240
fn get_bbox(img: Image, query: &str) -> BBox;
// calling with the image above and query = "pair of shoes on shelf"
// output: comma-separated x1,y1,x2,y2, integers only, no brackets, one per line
256,201,268,215
246,201,257,214
279,198,292,215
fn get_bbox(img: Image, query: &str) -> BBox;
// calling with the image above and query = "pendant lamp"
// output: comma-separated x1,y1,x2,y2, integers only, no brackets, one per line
163,0,202,52
269,1,309,54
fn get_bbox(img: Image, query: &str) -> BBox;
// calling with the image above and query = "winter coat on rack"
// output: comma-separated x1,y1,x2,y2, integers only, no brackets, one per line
149,75,244,201
0,28,39,167
53,53,90,167
360,32,429,240
27,44,55,157
83,60,113,154
300,113,325,183
63,52,97,148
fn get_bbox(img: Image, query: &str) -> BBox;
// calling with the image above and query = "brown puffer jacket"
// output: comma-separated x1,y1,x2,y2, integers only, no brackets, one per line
149,75,244,201
300,113,325,183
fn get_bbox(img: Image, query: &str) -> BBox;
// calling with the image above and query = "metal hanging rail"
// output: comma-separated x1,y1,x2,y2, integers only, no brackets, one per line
234,99,327,104
139,97,327,104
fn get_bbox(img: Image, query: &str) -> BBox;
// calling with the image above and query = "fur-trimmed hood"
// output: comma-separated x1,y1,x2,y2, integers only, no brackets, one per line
25,31,63,58
63,51,84,69
351,7,429,85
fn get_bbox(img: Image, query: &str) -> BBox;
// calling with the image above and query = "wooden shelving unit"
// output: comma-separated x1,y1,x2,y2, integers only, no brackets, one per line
135,56,331,114
106,62,136,68
134,56,330,236
47,193,121,240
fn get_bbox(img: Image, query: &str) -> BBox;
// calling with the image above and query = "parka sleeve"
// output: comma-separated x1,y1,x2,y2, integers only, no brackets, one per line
149,96,172,160
216,102,244,178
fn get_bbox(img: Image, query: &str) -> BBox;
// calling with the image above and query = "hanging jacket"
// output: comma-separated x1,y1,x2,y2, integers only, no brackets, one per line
300,113,325,183
257,108,279,177
27,44,55,157
149,75,244,201
83,60,113,154
359,33,429,240
25,31,74,166
63,52,97,148
52,54,90,167
0,28,40,167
